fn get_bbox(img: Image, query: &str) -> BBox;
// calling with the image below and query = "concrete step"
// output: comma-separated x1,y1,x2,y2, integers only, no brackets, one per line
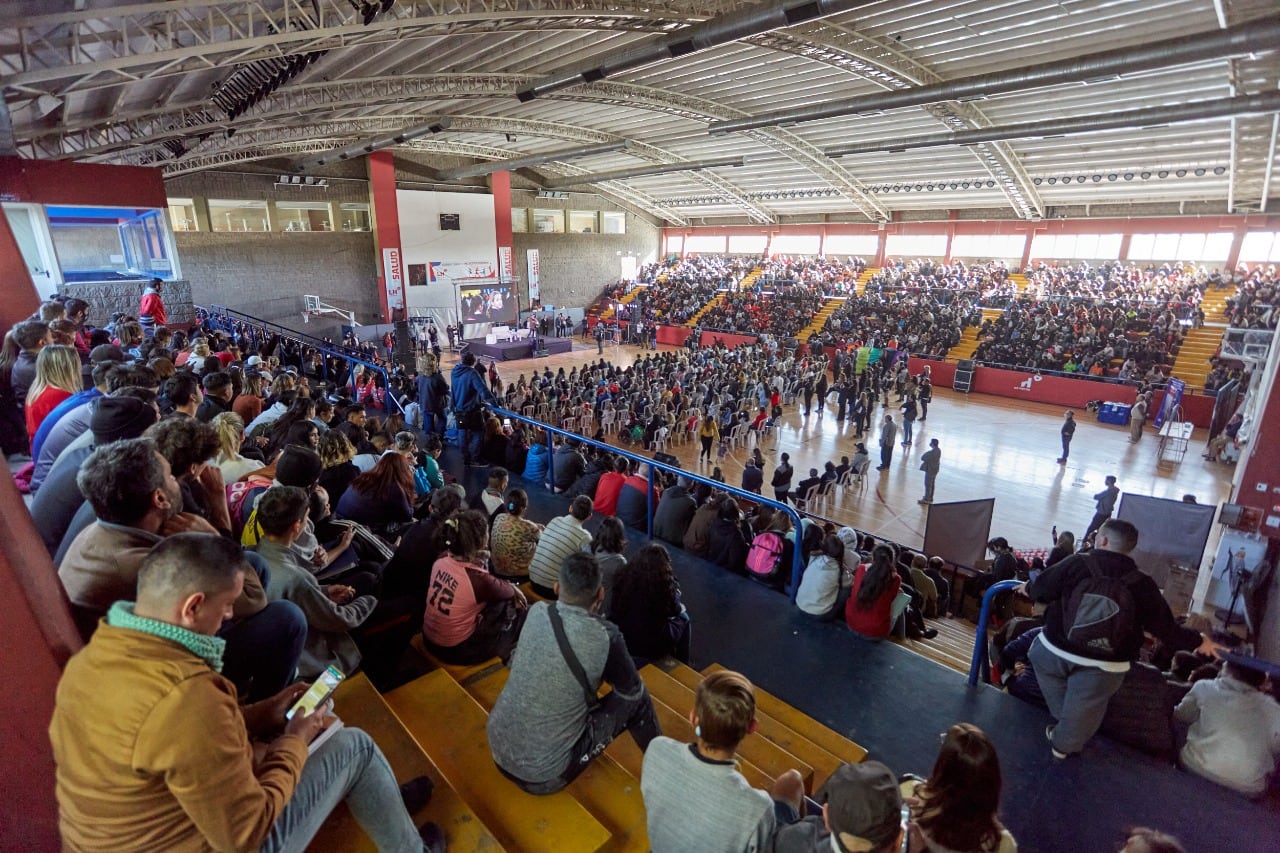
308,673,505,852
385,670,612,852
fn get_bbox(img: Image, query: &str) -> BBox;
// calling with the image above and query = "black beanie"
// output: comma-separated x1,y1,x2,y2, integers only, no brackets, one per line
275,445,323,488
91,397,158,444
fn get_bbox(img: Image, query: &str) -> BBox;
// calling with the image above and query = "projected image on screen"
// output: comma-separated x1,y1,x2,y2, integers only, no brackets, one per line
459,284,515,324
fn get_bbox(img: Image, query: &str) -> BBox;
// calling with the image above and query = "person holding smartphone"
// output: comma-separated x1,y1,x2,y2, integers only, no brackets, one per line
49,533,445,852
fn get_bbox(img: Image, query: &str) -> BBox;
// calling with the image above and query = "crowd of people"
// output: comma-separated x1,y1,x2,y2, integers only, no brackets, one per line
1225,263,1280,330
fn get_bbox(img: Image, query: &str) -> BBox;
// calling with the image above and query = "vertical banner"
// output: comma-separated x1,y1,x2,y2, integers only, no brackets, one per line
382,247,405,310
1154,377,1186,429
498,246,514,280
527,248,541,301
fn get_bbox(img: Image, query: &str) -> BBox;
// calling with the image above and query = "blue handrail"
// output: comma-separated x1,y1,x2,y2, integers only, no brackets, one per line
966,579,1024,686
206,305,406,416
491,404,810,601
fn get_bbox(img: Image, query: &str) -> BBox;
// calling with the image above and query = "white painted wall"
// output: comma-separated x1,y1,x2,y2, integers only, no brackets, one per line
396,189,497,315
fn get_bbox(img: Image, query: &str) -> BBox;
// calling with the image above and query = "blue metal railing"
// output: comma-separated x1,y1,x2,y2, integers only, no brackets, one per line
206,305,406,416
491,404,810,601
966,579,1024,686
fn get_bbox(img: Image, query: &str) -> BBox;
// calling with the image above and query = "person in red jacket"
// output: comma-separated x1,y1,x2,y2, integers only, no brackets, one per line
845,545,902,639
593,456,630,517
139,277,167,336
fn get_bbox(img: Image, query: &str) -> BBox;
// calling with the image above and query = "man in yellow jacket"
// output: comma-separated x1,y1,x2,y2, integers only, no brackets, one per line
49,533,444,852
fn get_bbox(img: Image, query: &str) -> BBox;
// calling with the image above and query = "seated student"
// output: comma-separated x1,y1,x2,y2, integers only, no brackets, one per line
481,416,510,467
641,669,804,852
845,545,903,639
470,466,510,523
422,510,528,665
49,533,444,853
682,491,721,558
487,552,660,794
708,497,752,573
592,456,630,517
522,437,551,488
793,467,823,506
608,544,689,665
1174,657,1280,797
615,463,660,530
591,515,629,612
553,438,587,492
383,486,464,605
335,451,415,533
57,438,305,702
795,534,851,620
772,761,905,853
149,416,232,535
254,486,378,679
527,494,594,598
652,475,698,546
489,488,543,580
417,433,445,495
901,723,1016,853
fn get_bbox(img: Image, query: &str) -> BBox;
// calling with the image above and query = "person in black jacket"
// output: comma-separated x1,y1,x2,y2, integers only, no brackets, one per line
793,468,822,507
707,497,751,574
771,452,794,504
741,457,763,495
1019,519,1221,759
651,477,697,545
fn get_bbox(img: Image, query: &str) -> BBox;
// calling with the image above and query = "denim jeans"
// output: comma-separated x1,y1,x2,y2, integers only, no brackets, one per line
460,426,483,464
220,600,307,703
260,726,422,853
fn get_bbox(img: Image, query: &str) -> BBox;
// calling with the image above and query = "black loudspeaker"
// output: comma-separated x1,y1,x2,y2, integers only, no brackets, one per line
958,359,975,371
653,452,681,469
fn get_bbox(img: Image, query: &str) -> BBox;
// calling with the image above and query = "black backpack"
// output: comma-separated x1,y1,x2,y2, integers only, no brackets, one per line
1061,557,1144,656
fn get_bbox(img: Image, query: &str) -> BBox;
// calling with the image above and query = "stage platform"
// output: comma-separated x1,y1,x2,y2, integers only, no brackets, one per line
465,335,574,361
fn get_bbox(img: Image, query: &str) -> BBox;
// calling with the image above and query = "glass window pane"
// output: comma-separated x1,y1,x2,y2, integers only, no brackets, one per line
885,233,947,257
1177,233,1206,260
511,208,529,233
1073,233,1098,259
1201,233,1233,262
1239,232,1274,262
569,210,597,233
338,203,370,232
209,199,269,232
533,209,564,233
666,234,684,256
602,211,626,234
769,234,821,255
1151,233,1180,260
822,234,879,256
1030,233,1057,258
276,201,331,232
728,234,767,254
168,198,197,232
685,234,728,254
1128,233,1155,260
1094,234,1122,259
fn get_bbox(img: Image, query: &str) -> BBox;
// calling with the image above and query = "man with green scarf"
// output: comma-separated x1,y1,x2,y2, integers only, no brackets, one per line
49,533,444,852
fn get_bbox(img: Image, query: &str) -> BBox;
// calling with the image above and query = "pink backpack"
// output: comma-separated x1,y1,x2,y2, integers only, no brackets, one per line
746,531,785,578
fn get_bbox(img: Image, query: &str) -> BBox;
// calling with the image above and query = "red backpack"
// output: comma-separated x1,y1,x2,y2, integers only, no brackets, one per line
746,531,785,579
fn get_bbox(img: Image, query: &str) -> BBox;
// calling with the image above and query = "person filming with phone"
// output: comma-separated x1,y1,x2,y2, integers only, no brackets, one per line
49,533,445,852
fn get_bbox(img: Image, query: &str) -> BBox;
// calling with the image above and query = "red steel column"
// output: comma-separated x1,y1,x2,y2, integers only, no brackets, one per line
368,151,403,323
491,171,515,306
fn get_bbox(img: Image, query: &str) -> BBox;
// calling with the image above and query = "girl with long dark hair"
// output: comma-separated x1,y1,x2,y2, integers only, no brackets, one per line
608,544,690,665
904,723,1015,852
335,451,415,532
844,544,902,638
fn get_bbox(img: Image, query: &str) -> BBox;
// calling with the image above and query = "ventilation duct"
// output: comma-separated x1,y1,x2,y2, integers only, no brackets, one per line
288,119,453,171
825,92,1280,158
542,156,746,188
710,16,1280,134
437,141,631,181
516,0,877,102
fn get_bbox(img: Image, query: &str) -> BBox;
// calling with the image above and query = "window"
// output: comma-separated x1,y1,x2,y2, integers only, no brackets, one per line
950,233,1026,259
684,234,728,254
339,203,370,232
569,210,597,233
168,198,198,232
533,209,565,233
209,199,269,232
1128,232,1234,262
822,234,879,256
666,234,684,256
602,211,626,234
276,201,332,232
45,205,177,281
1240,231,1280,263
728,234,768,254
885,233,948,257
769,234,821,255
511,208,529,233
1029,233,1122,260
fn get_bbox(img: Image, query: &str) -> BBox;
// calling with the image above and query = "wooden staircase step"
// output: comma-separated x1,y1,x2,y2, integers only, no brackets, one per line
639,665,812,791
408,634,505,684
309,673,505,852
650,663,847,790
385,670,612,852
701,663,868,765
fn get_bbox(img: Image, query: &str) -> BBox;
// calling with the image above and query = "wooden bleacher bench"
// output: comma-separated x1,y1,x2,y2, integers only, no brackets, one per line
407,633,504,686
385,670,613,851
307,673,505,852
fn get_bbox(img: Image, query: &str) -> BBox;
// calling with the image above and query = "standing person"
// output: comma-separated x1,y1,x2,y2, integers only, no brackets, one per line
875,414,897,471
641,670,804,852
697,413,720,465
1057,410,1075,465
900,393,918,447
1129,394,1148,443
487,552,660,794
919,438,940,505
1020,519,1221,758
917,375,932,422
771,452,794,505
1084,475,1120,541
595,323,606,355
138,277,167,337
450,351,497,467
415,353,449,439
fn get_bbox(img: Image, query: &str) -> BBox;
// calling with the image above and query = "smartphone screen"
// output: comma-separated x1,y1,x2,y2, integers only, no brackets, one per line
503,418,512,429
287,666,344,720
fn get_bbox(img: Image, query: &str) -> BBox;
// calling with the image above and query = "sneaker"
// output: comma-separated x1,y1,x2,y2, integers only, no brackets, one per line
399,775,435,813
920,628,938,639
418,821,446,853
1046,725,1067,760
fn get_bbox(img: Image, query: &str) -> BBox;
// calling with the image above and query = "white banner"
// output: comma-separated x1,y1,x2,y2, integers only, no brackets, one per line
527,248,541,301
498,245,514,280
382,247,405,310
428,260,497,283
